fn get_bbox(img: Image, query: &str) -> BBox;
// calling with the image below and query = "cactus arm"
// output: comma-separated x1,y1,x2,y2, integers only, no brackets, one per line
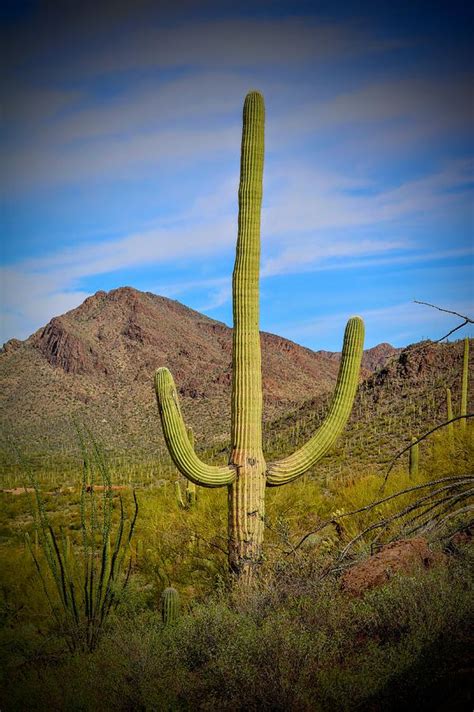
266,316,364,486
155,367,235,487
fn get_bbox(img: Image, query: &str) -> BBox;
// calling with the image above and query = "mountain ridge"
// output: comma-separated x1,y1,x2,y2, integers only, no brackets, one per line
1,287,463,462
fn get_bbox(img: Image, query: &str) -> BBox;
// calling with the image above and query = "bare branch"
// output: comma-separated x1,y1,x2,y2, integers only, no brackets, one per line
413,300,474,324
380,414,474,491
414,300,473,343
432,320,470,343
287,475,472,554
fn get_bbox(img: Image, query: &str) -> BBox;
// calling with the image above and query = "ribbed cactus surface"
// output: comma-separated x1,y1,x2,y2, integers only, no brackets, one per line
161,587,179,625
155,91,364,582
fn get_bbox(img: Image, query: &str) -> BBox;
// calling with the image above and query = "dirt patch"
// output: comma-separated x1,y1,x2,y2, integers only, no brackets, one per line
85,484,129,493
1,487,35,495
342,537,445,596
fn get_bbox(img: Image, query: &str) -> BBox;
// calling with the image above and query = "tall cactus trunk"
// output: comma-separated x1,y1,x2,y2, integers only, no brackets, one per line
228,92,266,580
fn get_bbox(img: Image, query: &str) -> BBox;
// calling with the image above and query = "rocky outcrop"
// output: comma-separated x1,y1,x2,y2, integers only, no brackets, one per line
33,317,106,375
1,338,22,354
341,538,445,596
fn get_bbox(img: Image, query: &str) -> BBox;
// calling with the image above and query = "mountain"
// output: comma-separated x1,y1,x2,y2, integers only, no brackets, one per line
318,343,401,373
1,287,385,459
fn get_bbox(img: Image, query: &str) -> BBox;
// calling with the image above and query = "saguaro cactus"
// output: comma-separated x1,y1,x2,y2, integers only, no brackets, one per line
155,92,364,582
161,587,179,625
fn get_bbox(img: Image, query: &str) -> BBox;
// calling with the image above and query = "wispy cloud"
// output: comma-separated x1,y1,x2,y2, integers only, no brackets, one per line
278,299,474,349
2,6,472,348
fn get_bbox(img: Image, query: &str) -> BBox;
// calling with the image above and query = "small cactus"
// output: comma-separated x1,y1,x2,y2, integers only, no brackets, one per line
161,587,179,625
446,387,454,449
185,428,197,507
175,428,197,509
409,436,419,478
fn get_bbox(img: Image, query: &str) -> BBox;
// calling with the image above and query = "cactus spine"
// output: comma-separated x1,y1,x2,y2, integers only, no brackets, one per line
460,337,469,430
409,436,419,478
154,92,364,582
161,587,179,625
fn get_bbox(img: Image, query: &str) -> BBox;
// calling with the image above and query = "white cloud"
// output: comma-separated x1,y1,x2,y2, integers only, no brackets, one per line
3,150,471,344
278,298,474,349
261,158,473,243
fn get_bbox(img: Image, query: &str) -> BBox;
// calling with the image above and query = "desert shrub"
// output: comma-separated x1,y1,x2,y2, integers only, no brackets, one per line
2,546,472,711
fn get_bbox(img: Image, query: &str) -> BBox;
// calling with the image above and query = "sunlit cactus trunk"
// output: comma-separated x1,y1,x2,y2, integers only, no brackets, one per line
228,92,266,579
154,91,364,584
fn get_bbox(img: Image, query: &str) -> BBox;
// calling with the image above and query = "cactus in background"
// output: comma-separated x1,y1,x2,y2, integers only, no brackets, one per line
155,92,364,582
460,337,469,430
175,427,197,509
409,436,419,478
184,428,197,507
161,587,179,625
174,480,186,509
446,387,454,449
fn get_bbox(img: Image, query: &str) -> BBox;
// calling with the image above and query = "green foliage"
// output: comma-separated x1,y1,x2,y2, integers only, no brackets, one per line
1,397,472,709
2,553,472,711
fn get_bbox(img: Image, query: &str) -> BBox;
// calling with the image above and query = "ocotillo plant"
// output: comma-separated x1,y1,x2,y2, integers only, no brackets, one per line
155,91,364,581
23,430,138,652
460,337,469,430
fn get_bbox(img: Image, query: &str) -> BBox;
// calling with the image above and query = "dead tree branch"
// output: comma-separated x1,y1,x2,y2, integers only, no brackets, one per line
414,300,473,342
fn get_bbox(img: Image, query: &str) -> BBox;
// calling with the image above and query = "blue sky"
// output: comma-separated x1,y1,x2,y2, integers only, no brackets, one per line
1,0,473,350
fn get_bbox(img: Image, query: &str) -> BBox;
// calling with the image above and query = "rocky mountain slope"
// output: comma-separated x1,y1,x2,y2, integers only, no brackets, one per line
318,342,401,373
1,287,392,459
268,338,473,476
3,286,467,471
